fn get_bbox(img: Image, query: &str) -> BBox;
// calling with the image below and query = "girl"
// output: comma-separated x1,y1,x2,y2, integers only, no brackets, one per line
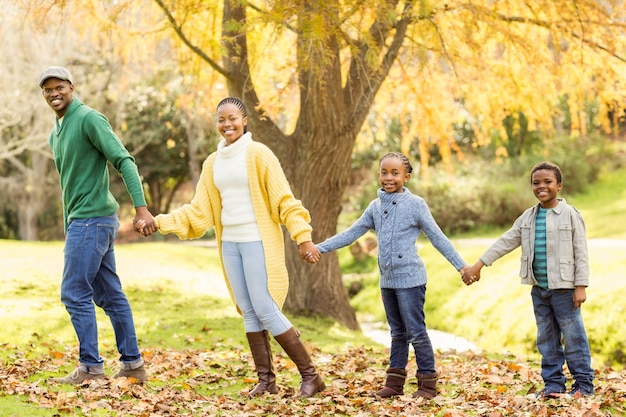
311,152,468,399
139,97,325,398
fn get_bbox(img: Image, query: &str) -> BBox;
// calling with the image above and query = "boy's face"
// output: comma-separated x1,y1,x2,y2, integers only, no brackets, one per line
531,169,562,208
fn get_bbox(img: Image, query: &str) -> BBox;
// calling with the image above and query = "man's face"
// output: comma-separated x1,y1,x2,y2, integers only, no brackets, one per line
41,78,74,118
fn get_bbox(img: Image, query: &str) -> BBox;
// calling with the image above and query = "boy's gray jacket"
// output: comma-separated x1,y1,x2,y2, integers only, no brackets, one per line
480,199,589,288
317,187,466,289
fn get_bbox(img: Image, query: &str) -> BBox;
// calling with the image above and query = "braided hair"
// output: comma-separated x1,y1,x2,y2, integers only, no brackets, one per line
216,97,248,133
379,152,413,174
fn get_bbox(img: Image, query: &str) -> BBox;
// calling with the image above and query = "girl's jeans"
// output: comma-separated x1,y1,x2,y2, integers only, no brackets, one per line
531,286,595,394
62,215,142,368
381,285,436,373
221,241,292,336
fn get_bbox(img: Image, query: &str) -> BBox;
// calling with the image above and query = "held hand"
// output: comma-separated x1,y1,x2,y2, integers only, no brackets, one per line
134,219,146,235
461,267,474,286
460,266,470,284
299,241,321,264
133,206,157,236
462,262,482,286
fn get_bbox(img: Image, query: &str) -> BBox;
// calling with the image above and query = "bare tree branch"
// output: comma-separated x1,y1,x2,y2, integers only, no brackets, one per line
152,0,230,77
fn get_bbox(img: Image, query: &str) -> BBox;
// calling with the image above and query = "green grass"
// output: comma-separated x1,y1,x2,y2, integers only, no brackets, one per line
413,239,626,366
1,165,625,416
0,240,381,417
0,240,375,352
568,168,626,239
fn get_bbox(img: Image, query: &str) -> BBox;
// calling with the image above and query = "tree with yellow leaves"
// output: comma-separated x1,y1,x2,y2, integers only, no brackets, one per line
24,0,626,329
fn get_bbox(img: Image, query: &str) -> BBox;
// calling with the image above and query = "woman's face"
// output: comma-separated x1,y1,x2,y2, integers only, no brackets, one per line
217,103,247,145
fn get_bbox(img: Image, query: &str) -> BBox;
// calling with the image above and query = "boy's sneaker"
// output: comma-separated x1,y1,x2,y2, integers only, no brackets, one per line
569,387,593,398
51,367,105,385
113,364,147,382
535,388,565,400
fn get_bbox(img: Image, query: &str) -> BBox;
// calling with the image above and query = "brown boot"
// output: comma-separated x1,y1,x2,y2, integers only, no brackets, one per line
274,327,325,398
374,367,407,398
246,330,278,396
413,371,439,399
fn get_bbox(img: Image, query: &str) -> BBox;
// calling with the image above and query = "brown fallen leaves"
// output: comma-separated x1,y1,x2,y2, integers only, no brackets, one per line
1,343,625,416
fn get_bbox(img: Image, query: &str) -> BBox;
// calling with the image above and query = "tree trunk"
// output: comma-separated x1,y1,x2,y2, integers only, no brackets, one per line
283,236,359,330
156,0,408,330
281,145,359,329
11,152,52,241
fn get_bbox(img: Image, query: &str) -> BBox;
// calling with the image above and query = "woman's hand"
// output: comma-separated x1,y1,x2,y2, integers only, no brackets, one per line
299,241,321,263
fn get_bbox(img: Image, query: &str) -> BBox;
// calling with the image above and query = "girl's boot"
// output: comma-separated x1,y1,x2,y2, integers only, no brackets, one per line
413,371,439,399
246,330,278,396
374,367,407,398
274,327,325,397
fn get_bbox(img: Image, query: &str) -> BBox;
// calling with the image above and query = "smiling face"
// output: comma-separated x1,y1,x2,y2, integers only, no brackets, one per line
41,78,74,118
379,156,410,193
216,103,247,145
531,168,562,208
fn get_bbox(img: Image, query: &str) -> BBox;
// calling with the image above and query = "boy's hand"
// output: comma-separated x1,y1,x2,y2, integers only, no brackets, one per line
573,286,587,309
462,261,483,285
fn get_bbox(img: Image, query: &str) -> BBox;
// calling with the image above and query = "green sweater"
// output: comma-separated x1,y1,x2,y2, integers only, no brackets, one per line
48,98,146,232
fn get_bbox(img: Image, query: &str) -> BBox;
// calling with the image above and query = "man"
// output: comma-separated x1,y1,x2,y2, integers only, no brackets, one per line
39,66,157,384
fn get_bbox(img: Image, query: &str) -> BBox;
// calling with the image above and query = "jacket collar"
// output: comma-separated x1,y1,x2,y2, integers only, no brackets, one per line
533,198,566,214
377,186,412,203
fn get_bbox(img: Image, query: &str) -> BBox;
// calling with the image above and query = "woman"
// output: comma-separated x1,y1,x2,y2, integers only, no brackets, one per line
139,97,324,398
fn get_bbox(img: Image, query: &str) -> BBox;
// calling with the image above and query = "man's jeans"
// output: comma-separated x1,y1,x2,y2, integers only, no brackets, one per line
531,286,594,394
381,285,436,373
62,215,142,367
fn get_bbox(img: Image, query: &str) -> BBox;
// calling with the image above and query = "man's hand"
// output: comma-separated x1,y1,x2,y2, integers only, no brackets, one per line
133,206,156,236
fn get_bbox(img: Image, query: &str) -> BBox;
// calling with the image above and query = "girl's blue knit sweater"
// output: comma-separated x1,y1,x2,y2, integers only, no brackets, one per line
317,187,466,289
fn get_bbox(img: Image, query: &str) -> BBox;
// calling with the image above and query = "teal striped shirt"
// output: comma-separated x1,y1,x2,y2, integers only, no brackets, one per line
532,207,552,288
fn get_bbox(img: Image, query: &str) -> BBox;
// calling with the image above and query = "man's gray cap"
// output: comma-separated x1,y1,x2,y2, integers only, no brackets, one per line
38,66,73,88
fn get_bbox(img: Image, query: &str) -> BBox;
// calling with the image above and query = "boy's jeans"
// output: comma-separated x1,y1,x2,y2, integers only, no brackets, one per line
381,285,436,373
62,215,142,367
531,286,594,394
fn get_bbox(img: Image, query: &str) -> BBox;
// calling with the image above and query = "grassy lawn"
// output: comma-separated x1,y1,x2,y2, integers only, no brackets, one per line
1,167,626,416
2,237,625,416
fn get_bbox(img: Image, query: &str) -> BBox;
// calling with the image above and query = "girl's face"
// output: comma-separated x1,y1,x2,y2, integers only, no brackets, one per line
217,103,247,145
379,157,410,193
531,168,562,208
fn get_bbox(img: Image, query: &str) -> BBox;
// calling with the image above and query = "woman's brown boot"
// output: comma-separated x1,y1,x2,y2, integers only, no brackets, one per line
274,327,325,397
246,330,278,396
374,367,407,398
413,371,439,399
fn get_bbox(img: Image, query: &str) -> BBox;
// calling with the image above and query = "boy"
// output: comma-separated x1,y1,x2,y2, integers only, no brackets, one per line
464,161,594,398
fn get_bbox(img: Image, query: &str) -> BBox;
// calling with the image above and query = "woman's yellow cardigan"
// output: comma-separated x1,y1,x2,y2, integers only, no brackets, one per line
155,141,313,312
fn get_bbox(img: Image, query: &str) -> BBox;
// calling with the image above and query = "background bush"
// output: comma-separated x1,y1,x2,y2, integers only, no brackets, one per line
348,134,613,236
